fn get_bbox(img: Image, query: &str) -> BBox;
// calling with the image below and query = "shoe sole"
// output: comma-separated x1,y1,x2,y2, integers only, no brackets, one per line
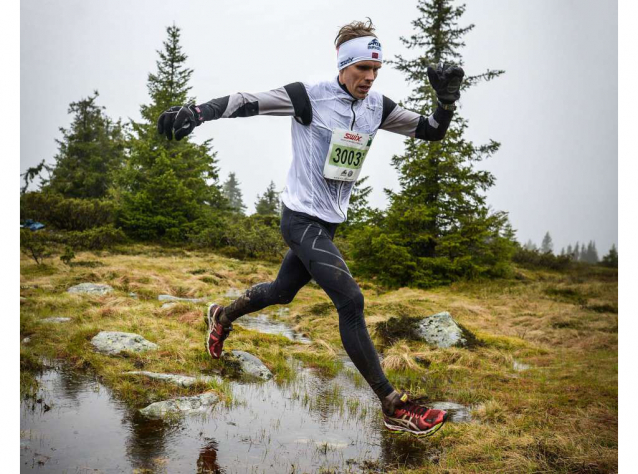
206,303,223,359
383,412,449,437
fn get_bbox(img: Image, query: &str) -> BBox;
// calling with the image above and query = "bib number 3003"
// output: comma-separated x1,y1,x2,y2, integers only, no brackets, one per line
323,128,373,182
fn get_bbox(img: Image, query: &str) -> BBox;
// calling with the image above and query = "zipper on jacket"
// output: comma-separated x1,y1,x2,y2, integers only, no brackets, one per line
337,99,357,221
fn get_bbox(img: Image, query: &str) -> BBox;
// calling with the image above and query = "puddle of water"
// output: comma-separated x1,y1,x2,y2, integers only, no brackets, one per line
21,360,445,473
429,402,472,423
234,313,311,344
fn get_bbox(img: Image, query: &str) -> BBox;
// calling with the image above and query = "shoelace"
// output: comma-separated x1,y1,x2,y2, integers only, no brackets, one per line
401,401,431,418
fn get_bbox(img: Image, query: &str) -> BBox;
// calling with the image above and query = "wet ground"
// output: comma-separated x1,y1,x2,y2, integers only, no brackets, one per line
234,313,312,344
21,317,471,473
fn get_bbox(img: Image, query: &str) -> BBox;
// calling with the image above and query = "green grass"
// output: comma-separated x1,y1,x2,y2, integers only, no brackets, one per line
20,246,618,473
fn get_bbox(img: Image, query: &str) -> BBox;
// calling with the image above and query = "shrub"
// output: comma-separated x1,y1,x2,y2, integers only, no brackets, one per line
512,247,572,271
20,229,53,265
21,192,116,231
54,225,127,250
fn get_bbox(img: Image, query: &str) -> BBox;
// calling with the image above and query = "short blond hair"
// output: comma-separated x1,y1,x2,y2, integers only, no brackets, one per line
334,19,377,48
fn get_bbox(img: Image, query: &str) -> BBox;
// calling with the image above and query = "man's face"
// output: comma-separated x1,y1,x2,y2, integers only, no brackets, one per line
338,60,382,99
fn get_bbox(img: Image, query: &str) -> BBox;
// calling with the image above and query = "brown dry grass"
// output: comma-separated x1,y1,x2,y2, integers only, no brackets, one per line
20,246,617,473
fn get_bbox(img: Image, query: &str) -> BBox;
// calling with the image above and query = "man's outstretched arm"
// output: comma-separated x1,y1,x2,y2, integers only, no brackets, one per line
157,82,312,141
379,63,464,142
379,98,455,142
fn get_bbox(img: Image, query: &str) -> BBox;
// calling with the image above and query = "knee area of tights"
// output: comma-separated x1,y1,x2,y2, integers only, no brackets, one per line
337,292,365,315
277,293,295,305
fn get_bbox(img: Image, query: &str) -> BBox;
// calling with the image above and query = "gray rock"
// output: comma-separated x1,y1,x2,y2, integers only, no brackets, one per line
128,292,138,298
67,283,114,296
41,317,71,323
91,331,159,355
22,337,31,344
139,392,219,418
161,303,177,309
125,371,221,387
158,295,206,303
222,350,273,380
224,288,243,299
415,312,470,348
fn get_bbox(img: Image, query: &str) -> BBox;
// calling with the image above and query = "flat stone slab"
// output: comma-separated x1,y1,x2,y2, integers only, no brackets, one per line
158,295,206,303
125,371,221,387
415,312,469,348
68,283,114,296
91,331,159,356
224,288,243,299
139,392,219,418
430,401,472,423
41,317,71,323
222,350,273,380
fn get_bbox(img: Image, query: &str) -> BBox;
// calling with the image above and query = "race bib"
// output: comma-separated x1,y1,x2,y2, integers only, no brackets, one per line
323,128,373,182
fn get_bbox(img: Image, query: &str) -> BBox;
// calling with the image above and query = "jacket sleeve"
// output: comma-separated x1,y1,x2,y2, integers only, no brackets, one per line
198,82,313,126
379,96,454,141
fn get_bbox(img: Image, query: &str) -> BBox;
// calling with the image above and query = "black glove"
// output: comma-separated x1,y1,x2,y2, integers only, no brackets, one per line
427,63,465,104
157,104,204,141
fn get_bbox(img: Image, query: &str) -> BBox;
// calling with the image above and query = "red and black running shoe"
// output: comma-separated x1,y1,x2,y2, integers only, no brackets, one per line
205,303,232,359
382,391,448,437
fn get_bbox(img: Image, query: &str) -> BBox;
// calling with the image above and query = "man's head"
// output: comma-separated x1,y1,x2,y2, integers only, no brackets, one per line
335,19,382,99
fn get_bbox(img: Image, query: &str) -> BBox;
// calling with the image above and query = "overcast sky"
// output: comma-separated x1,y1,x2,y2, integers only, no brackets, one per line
20,0,617,255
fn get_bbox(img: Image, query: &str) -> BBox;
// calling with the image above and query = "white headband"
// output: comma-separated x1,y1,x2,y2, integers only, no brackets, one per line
337,36,383,71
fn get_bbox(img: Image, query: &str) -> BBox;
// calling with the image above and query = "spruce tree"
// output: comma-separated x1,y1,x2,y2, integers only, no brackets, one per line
342,176,375,231
255,181,281,216
601,244,618,267
566,244,573,258
44,91,125,198
117,25,223,241
541,231,553,254
573,242,580,261
352,0,514,287
222,172,246,215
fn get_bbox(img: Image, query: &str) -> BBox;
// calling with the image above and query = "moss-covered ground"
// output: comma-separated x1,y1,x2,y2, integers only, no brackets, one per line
20,245,617,472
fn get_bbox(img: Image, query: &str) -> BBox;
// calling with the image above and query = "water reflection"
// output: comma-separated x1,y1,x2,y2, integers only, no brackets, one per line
22,358,464,473
234,313,311,344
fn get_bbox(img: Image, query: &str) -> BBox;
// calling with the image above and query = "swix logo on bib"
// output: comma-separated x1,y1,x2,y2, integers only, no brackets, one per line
323,128,373,182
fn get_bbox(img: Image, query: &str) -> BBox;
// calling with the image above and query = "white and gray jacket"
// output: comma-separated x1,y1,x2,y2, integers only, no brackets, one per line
198,76,454,223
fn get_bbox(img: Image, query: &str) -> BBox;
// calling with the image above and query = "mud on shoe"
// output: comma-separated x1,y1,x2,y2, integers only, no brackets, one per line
205,303,233,359
382,391,448,437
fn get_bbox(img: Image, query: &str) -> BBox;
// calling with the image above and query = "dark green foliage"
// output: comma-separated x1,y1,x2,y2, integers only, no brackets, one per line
222,172,247,215
60,247,76,266
190,214,286,260
20,229,52,265
600,244,618,268
54,225,127,250
340,176,374,235
512,246,572,271
21,192,115,231
255,181,281,216
350,0,514,288
43,91,125,199
117,25,224,241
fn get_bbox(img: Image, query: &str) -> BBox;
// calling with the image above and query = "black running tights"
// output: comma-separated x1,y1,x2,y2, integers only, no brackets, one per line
222,204,395,401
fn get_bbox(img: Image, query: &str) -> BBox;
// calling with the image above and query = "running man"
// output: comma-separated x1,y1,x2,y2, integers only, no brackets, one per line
157,20,464,437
